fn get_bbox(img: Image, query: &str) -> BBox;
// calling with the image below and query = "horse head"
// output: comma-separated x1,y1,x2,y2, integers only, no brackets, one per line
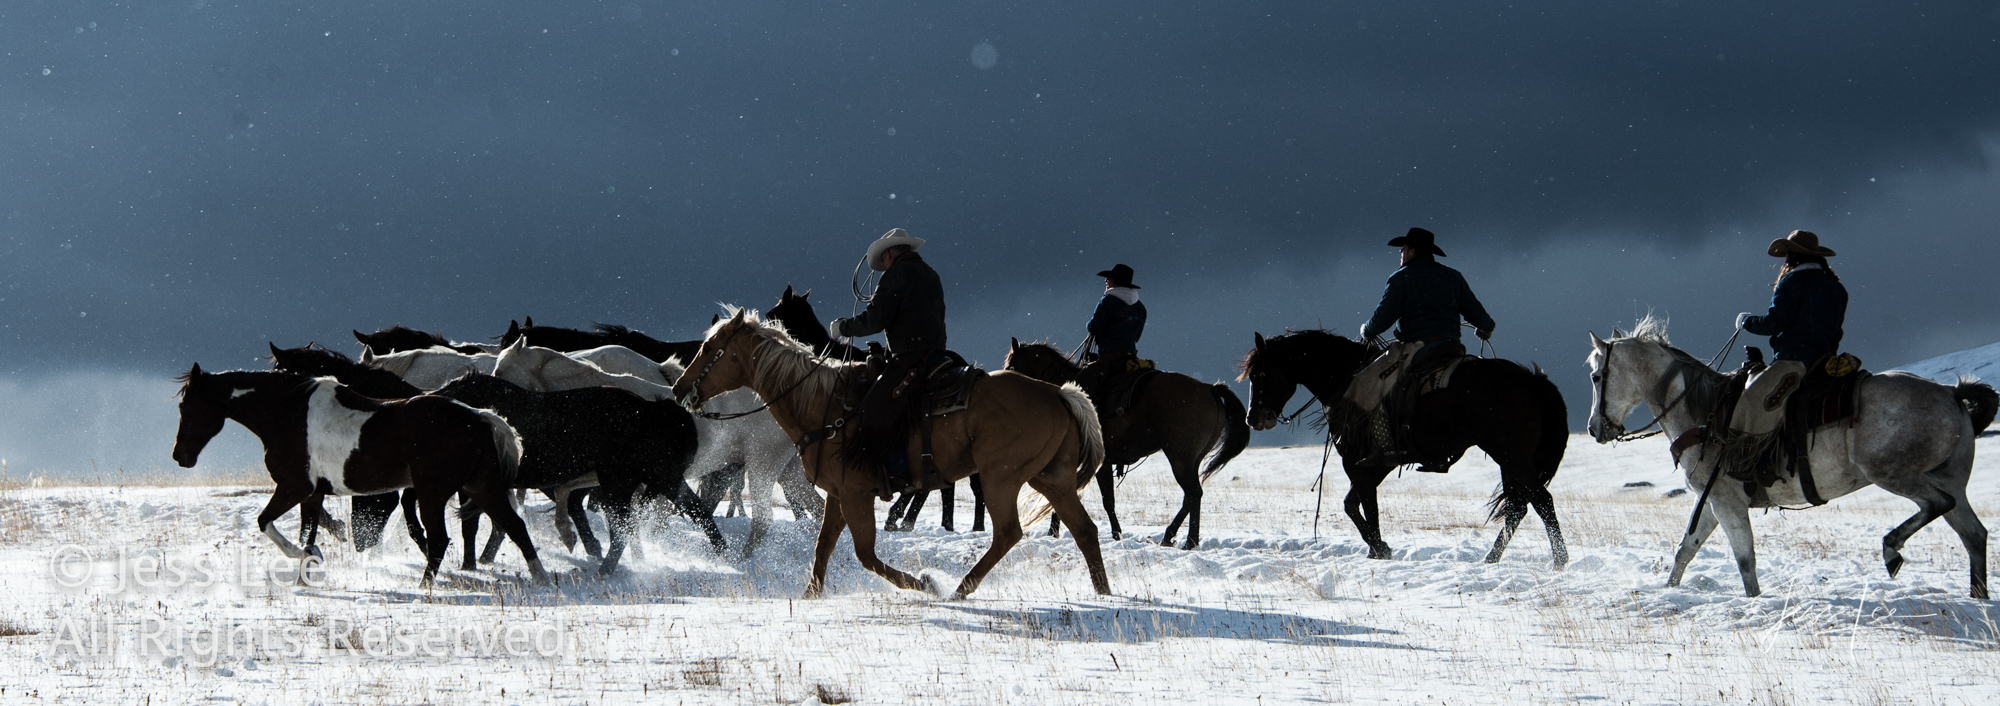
673,307,762,409
1238,330,1376,431
171,363,230,468
1585,327,1681,444
1002,338,1078,385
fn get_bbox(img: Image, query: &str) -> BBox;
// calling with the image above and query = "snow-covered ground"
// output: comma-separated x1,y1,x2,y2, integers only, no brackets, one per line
2,433,1996,704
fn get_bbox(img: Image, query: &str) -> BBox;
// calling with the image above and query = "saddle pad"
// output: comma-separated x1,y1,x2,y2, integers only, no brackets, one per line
1415,356,1474,397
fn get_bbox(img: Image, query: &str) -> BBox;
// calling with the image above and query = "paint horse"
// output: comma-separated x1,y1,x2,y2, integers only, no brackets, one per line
170,365,545,586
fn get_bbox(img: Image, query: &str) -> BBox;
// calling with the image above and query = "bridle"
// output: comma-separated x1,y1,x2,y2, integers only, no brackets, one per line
681,323,829,422
1594,340,1689,442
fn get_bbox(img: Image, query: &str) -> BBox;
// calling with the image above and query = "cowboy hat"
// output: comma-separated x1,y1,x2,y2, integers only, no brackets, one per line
865,228,925,272
1767,229,1836,258
1386,227,1447,257
1094,263,1140,289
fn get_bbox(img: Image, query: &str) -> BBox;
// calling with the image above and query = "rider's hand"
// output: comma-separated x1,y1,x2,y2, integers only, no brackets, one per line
1475,328,1492,341
1734,312,1753,329
828,319,848,339
1357,323,1372,340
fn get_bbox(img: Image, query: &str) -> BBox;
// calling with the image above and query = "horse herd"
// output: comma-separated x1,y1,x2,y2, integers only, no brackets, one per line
171,289,1994,600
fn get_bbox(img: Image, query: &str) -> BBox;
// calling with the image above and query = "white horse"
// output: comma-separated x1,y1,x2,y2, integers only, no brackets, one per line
1586,316,1991,598
358,346,496,389
493,339,819,556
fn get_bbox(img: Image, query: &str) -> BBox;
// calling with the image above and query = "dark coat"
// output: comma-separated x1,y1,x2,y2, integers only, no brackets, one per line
1086,293,1147,356
1361,259,1495,343
1744,265,1847,362
841,252,947,353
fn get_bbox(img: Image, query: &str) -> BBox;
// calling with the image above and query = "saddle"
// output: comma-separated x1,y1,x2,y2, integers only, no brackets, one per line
1093,359,1160,418
839,348,985,498
1712,351,1867,504
1381,352,1474,471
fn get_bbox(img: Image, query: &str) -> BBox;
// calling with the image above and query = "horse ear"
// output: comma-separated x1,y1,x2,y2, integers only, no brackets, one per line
506,337,527,353
711,314,721,325
1010,337,1020,350
1254,332,1266,350
358,348,375,364
189,362,204,376
802,289,811,299
524,316,534,328
729,308,747,323
269,342,283,357
1588,331,1605,348
352,330,370,345
782,285,794,298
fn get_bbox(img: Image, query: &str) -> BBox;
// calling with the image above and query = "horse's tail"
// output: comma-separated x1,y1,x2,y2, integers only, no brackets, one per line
1199,383,1252,484
1954,377,1998,434
1486,364,1569,522
1020,382,1104,528
476,408,525,488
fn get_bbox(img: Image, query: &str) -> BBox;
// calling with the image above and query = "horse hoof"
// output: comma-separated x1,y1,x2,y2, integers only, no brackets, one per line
304,545,324,561
1885,553,1905,579
920,574,946,597
1973,587,1990,600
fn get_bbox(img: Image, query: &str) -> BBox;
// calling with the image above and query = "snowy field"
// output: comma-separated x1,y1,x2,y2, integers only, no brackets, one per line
2,433,1996,705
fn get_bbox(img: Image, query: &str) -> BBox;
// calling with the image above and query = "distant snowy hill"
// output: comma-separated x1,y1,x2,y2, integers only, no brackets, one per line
1895,340,2000,383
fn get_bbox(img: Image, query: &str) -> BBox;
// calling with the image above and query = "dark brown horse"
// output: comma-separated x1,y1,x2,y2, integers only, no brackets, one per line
171,365,546,586
498,318,702,364
1239,330,1570,568
353,325,490,355
1004,340,1251,549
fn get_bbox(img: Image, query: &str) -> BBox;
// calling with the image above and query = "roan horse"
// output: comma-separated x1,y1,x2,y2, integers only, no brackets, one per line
1587,317,1994,598
171,365,545,586
1239,330,1571,568
1004,339,1251,548
672,308,1111,599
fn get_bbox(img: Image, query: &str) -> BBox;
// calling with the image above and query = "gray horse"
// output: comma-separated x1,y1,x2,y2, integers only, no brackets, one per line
1586,316,1993,599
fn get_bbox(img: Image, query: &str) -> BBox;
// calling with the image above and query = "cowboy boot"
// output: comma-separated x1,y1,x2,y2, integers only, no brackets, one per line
1356,411,1406,468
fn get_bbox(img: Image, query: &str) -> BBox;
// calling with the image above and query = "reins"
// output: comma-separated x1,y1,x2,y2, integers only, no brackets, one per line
1603,326,1742,442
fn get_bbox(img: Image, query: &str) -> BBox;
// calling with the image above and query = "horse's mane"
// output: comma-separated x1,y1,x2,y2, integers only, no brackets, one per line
380,325,451,348
173,368,314,399
713,307,857,414
1236,329,1372,381
1612,314,1706,370
591,323,654,341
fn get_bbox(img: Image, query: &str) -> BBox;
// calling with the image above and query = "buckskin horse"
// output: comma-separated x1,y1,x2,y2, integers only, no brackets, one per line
673,308,1111,599
1004,339,1250,549
1588,316,1993,598
170,364,545,586
1239,330,1571,568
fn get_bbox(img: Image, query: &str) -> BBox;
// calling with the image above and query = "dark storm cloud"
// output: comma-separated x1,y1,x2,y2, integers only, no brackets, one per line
2,1,1999,466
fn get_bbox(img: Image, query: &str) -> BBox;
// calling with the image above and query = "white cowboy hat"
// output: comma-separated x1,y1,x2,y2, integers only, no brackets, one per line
865,228,925,272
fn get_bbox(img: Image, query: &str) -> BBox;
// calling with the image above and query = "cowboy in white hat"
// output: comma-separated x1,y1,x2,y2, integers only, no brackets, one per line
1728,230,1849,440
828,228,950,493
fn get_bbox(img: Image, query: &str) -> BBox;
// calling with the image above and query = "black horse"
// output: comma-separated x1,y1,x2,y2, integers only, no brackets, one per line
270,344,721,575
498,317,701,365
767,285,983,533
1006,340,1251,549
171,365,545,586
353,325,488,355
1239,330,1570,568
271,344,605,564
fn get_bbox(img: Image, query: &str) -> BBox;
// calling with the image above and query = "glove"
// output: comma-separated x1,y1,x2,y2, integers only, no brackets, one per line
1357,323,1372,340
1475,328,1491,341
1734,312,1753,329
828,319,848,339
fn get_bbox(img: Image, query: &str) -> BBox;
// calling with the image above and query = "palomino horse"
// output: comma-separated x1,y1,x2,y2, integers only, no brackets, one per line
1005,339,1251,548
1587,317,1994,598
672,308,1111,599
1240,330,1571,568
170,365,545,586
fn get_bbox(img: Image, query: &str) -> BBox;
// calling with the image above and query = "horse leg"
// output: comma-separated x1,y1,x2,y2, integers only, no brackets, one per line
1097,464,1122,541
1033,474,1112,597
1530,489,1568,570
1482,496,1529,565
255,483,314,559
677,480,729,554
298,491,324,556
459,493,482,570
803,492,848,599
970,473,987,532
479,492,514,564
400,491,427,549
940,482,956,532
568,489,603,559
468,486,549,583
1167,456,1205,550
596,488,635,576
1882,494,1956,583
1710,492,1761,597
778,458,825,522
350,492,399,553
1343,484,1390,560
838,491,924,592
953,477,1027,599
544,486,577,553
1938,498,1990,599
883,492,915,532
1667,501,1720,588
1047,511,1061,538
902,491,931,532
416,490,454,588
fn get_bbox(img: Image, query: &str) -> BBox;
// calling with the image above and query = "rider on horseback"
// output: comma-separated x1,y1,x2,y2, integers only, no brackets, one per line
828,228,950,493
1076,264,1148,404
1352,228,1494,470
1728,230,1848,444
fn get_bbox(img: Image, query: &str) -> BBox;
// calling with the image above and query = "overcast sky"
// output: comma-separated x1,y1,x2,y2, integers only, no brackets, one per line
4,2,1999,471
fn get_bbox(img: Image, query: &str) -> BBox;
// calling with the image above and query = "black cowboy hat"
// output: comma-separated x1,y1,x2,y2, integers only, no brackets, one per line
1386,227,1447,257
1095,263,1140,289
1767,229,1836,258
